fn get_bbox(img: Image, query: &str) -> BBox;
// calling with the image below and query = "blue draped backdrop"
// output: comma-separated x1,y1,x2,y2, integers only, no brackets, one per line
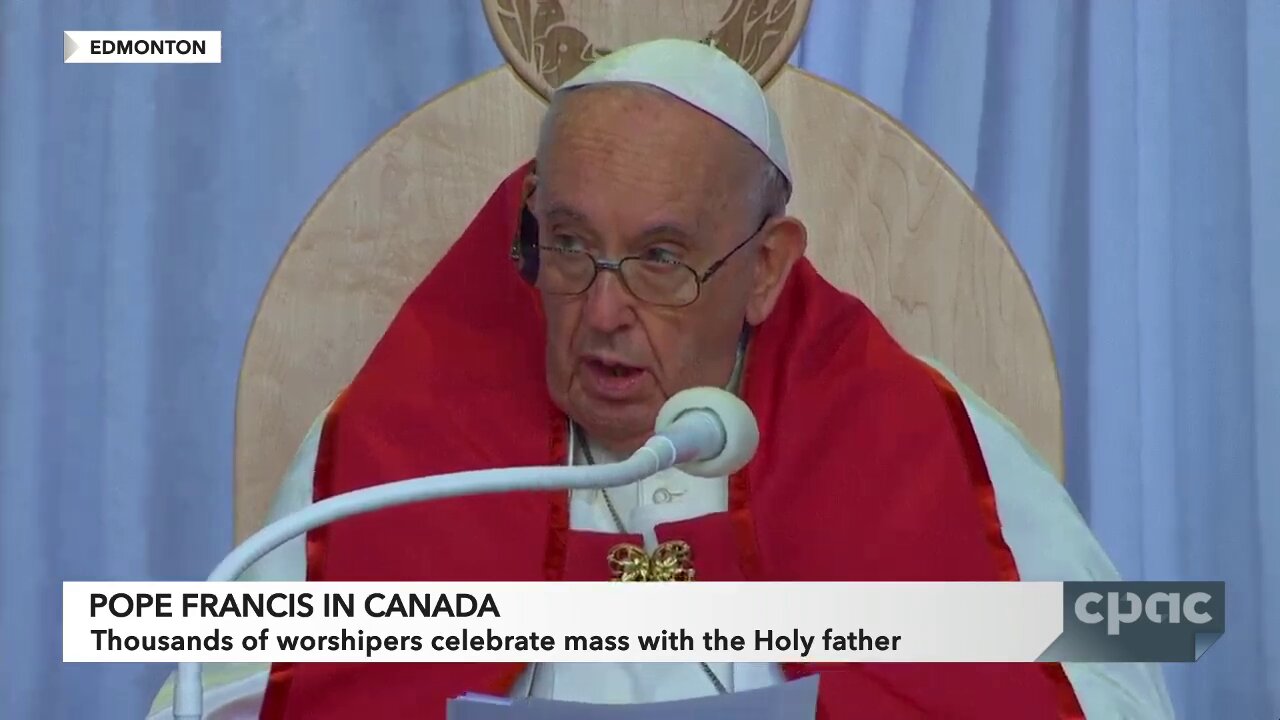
1,1,1275,717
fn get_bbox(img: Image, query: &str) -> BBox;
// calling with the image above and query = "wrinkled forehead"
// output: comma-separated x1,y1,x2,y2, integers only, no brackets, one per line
536,85,759,229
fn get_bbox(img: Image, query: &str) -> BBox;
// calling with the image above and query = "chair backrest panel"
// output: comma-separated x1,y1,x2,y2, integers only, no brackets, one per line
235,69,548,540
772,68,1062,479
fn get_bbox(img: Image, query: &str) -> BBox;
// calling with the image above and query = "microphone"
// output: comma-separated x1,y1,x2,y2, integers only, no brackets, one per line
649,386,760,477
172,387,757,718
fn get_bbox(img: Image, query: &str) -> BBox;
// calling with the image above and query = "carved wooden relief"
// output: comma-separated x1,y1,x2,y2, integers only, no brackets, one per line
483,0,810,98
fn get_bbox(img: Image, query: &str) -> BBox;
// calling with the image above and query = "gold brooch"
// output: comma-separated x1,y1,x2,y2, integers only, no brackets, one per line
607,540,696,582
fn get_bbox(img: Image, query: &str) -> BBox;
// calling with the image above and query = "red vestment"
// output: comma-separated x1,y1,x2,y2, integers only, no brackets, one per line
259,163,1084,719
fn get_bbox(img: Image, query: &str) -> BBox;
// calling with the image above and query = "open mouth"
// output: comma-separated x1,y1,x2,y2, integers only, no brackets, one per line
580,357,648,399
586,358,643,379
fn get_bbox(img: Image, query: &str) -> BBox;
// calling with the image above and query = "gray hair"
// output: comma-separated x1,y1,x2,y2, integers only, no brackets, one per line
753,157,791,219
537,83,792,220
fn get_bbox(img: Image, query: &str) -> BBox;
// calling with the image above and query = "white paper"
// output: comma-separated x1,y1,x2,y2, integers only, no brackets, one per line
446,675,819,720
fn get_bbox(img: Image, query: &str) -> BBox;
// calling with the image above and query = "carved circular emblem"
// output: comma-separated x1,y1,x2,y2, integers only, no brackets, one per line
482,0,810,99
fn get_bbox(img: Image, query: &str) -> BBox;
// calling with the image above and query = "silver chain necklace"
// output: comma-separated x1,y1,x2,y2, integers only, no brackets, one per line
576,423,729,696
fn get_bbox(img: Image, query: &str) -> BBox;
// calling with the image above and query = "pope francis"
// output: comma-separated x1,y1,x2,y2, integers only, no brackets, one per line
150,38,1175,720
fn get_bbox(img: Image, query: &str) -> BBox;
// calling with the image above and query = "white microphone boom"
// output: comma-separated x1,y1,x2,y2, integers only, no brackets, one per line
172,387,757,719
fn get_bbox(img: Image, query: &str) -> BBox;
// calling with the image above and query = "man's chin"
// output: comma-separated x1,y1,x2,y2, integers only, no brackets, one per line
567,396,657,456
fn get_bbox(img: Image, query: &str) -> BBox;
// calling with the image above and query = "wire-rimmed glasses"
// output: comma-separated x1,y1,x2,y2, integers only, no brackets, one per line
534,216,770,308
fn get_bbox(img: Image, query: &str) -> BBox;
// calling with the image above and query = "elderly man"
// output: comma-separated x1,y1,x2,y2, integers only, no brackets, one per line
231,39,1172,720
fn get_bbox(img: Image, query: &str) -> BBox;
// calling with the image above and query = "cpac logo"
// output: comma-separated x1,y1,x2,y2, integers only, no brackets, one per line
1074,591,1214,636
1040,582,1224,662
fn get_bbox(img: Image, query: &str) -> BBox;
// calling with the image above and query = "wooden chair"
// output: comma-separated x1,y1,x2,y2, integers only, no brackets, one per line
231,0,1063,544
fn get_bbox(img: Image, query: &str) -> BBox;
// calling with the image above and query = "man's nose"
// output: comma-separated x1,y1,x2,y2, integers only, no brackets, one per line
581,270,637,332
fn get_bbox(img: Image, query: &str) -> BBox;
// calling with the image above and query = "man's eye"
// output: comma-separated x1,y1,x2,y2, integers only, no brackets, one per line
642,247,680,263
550,235,584,251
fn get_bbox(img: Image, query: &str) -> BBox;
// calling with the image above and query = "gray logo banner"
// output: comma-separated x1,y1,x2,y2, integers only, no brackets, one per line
1037,582,1225,662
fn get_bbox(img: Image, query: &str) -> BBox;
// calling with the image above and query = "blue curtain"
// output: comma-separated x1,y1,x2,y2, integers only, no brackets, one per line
1,1,1274,718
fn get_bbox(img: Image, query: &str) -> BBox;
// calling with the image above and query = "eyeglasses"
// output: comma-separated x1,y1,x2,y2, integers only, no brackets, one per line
533,216,770,308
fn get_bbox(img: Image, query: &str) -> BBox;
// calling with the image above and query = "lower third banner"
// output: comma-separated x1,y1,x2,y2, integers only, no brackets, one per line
61,580,1223,664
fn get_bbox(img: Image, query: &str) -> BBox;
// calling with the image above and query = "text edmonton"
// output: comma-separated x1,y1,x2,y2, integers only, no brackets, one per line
90,39,206,56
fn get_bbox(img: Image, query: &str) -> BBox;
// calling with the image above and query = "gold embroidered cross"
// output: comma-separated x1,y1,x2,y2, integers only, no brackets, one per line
607,540,695,582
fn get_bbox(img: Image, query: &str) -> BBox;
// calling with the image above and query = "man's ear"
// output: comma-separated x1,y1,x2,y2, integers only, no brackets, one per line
522,169,538,211
745,216,807,326
513,170,542,285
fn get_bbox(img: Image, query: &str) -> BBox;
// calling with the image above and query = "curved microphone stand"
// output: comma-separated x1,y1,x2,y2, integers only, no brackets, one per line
173,387,758,719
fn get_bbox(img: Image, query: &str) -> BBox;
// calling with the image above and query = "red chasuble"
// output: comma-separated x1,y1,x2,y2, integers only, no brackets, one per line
259,163,1085,719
